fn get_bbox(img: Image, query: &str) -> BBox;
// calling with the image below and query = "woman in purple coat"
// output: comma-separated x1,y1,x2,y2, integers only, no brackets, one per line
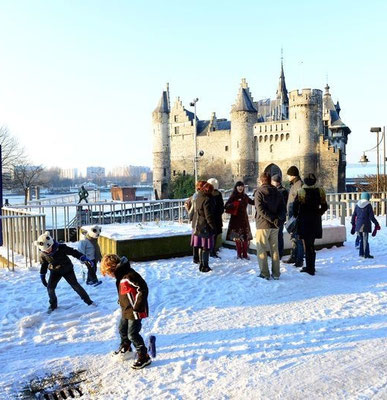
351,192,380,258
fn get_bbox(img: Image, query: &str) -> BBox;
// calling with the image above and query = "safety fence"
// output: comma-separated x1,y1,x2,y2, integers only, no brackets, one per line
1,191,387,269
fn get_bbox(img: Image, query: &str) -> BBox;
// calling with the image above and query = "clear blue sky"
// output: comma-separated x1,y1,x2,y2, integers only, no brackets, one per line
0,0,386,172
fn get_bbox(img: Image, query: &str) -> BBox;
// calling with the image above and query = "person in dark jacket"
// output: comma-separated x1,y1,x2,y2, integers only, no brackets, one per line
35,231,95,313
284,166,304,267
351,192,380,258
207,178,224,258
225,181,254,259
271,174,288,259
293,173,328,275
101,254,151,370
255,173,286,280
191,182,217,272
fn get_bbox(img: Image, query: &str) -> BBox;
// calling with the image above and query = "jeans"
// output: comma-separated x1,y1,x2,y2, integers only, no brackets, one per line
358,232,370,257
290,233,304,265
47,269,92,308
118,318,146,353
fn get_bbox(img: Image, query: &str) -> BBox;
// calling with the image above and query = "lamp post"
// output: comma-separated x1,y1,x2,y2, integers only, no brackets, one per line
190,98,199,183
370,127,381,192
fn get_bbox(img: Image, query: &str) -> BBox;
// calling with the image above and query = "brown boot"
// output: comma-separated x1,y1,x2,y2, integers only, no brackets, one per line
132,351,152,370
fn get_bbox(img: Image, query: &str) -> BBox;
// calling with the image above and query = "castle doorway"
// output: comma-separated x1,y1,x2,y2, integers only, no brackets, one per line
264,163,282,179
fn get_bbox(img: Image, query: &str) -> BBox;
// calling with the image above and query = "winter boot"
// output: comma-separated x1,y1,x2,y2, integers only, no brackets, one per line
132,351,152,370
47,304,57,314
235,240,243,259
200,248,212,272
193,247,200,264
114,342,132,355
242,241,249,259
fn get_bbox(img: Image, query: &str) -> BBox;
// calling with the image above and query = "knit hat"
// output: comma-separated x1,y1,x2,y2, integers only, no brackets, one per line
271,174,282,183
304,173,317,186
287,166,299,177
361,192,370,200
207,178,219,190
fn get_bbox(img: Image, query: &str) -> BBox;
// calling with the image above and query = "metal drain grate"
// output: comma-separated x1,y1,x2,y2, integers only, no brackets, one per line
37,385,83,399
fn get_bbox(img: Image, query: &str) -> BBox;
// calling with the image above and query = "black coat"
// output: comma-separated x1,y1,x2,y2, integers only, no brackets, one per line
293,185,328,240
210,190,224,235
192,191,216,237
115,257,149,320
254,184,286,229
39,243,84,275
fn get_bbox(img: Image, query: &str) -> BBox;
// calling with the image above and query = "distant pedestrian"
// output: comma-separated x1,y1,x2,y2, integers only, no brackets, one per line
186,181,207,264
101,254,152,369
191,182,217,272
351,192,380,259
271,174,288,259
284,166,304,267
207,178,224,258
293,173,328,275
78,185,89,204
225,181,254,259
254,172,286,280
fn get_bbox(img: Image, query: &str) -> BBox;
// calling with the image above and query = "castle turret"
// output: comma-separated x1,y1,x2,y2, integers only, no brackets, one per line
230,79,257,184
275,59,289,120
288,89,323,174
152,85,171,199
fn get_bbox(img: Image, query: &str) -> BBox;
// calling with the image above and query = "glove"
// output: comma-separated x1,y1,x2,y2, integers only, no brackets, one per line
40,273,48,287
80,255,94,267
350,225,356,235
372,225,381,237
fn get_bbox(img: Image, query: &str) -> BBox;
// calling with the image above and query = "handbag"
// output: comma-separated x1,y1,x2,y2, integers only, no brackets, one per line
225,200,240,216
285,216,298,234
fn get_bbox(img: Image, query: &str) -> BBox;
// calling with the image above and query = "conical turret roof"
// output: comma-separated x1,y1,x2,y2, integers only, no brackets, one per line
153,90,170,114
233,86,257,113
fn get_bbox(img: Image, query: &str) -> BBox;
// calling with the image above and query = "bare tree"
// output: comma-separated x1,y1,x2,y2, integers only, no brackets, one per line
12,163,44,204
0,126,26,173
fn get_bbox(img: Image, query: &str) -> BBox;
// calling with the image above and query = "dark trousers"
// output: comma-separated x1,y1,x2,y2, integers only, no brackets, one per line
303,238,316,273
278,224,284,259
290,233,304,265
86,259,98,283
210,234,219,256
118,318,146,354
47,269,92,308
358,232,370,257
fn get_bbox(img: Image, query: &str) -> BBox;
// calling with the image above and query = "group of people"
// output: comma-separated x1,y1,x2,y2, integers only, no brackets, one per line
187,165,331,277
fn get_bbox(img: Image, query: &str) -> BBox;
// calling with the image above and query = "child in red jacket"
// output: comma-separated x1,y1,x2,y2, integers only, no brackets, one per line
101,254,151,370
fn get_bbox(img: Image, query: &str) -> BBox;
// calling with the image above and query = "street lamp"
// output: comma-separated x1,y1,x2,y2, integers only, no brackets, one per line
189,98,199,183
359,152,369,166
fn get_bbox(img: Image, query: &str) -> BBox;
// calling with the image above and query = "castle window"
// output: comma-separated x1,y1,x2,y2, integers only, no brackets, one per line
275,134,279,141
275,125,278,131
280,133,284,141
264,135,268,142
286,133,290,140
260,126,262,133
294,113,297,119
174,126,179,134
270,144,273,153
265,126,267,132
270,135,273,142
259,136,263,143
224,159,226,164
225,146,228,151
173,170,176,176
163,168,166,177
183,170,186,176
174,115,178,122
281,124,283,130
270,125,272,132
212,127,216,131
237,163,240,174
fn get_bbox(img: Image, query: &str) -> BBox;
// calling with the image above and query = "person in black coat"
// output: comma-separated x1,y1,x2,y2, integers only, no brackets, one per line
293,174,328,275
191,182,217,272
35,231,95,312
271,174,288,259
207,178,224,258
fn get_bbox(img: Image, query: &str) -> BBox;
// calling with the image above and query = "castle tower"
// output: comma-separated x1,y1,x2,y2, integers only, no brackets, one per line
288,89,323,174
275,59,289,120
152,85,171,199
230,79,257,184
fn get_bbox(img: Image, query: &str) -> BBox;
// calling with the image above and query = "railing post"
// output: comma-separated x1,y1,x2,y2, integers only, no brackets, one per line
340,202,346,226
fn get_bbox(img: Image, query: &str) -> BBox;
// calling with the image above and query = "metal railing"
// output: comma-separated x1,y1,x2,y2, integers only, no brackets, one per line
1,207,46,269
27,190,100,206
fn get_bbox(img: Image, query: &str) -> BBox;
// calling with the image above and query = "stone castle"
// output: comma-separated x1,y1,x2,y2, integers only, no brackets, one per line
152,62,350,199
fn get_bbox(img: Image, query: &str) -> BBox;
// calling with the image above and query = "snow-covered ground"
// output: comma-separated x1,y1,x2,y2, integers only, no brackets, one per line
0,219,386,399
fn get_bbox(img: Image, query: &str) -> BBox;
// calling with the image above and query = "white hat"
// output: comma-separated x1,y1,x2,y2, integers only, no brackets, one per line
207,178,219,190
34,231,54,252
87,225,101,239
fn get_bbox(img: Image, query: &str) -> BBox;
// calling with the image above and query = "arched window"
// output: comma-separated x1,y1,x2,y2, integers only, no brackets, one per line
270,144,273,153
275,134,279,141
